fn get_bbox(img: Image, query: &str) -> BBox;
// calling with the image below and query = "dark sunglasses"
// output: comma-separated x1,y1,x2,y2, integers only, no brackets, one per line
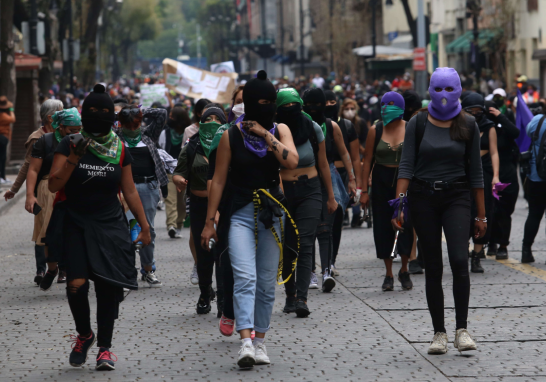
119,108,141,118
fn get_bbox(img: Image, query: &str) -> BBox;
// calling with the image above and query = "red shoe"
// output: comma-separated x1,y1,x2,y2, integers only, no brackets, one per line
250,330,255,341
218,315,234,337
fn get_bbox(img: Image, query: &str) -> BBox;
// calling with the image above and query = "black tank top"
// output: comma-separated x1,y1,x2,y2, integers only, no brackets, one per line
228,125,281,190
324,119,335,164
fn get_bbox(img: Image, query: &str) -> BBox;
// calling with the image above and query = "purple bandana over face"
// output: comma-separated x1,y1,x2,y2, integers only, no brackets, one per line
238,115,277,158
428,67,462,121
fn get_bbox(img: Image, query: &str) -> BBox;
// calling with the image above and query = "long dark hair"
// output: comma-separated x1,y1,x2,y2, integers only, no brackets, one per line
413,108,471,141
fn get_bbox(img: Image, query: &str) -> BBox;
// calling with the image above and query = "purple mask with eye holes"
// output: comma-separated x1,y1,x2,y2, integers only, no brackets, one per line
428,67,462,121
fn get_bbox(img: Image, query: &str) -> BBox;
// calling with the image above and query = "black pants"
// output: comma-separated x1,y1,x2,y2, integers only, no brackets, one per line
35,245,46,274
491,178,519,246
408,182,471,333
67,278,123,348
282,176,322,301
312,186,337,274
190,193,222,296
371,165,413,258
0,135,8,179
332,167,349,265
220,248,234,319
523,180,546,247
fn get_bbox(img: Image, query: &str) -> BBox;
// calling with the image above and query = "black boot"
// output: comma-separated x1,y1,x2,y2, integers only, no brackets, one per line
295,300,311,318
283,295,297,313
496,246,509,260
470,250,484,273
521,245,535,263
486,243,497,257
196,285,215,314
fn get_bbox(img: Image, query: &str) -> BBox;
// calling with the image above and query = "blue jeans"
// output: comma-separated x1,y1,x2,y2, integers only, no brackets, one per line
135,180,160,271
228,202,283,333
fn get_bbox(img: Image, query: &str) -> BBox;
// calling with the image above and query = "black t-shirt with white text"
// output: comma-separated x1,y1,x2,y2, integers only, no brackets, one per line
55,136,132,213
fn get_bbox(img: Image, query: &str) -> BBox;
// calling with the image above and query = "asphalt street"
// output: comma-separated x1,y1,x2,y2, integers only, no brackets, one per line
0,190,545,382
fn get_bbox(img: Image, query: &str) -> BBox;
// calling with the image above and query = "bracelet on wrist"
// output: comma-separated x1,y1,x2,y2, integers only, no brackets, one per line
474,217,487,223
361,190,368,194
66,158,78,166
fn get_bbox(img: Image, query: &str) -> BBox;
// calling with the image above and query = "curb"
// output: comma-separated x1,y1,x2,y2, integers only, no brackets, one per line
0,190,25,217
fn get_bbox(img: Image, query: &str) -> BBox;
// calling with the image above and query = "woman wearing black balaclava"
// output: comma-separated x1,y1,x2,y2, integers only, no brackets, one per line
276,88,337,318
303,88,355,293
201,71,298,369
484,100,519,260
324,91,362,265
47,84,151,371
461,93,500,272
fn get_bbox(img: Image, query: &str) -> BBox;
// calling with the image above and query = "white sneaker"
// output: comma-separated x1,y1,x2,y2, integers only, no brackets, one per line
190,264,199,285
331,264,340,277
174,228,182,238
254,342,270,365
454,329,477,352
322,271,336,292
309,272,319,289
428,332,448,354
237,341,256,368
143,271,162,288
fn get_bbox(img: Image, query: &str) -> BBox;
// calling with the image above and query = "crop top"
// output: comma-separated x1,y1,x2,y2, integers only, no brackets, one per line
375,139,403,166
280,121,324,169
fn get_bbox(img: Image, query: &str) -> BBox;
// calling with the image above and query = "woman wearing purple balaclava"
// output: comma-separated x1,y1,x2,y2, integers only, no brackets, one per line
360,91,414,292
394,67,486,355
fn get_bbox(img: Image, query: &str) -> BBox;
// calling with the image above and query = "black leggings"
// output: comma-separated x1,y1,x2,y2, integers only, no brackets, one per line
523,180,546,247
282,176,322,301
409,182,471,333
67,278,123,348
190,193,222,296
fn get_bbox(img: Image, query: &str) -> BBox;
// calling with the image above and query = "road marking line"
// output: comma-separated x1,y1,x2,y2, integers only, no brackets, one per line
496,258,546,283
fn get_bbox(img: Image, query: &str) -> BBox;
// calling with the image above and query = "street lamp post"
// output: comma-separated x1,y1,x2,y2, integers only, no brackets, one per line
299,0,304,76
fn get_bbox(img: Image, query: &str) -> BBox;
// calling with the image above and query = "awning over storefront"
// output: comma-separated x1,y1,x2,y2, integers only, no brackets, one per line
445,29,502,54
353,45,413,60
532,49,546,60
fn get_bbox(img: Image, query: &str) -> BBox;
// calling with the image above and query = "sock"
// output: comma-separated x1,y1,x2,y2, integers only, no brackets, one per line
253,337,264,346
242,338,252,346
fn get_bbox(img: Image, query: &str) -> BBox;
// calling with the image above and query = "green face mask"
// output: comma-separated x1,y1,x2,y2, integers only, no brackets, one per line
122,127,142,148
199,122,221,158
381,105,404,126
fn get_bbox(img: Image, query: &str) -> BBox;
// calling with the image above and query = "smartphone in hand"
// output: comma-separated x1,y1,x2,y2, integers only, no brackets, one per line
33,203,42,215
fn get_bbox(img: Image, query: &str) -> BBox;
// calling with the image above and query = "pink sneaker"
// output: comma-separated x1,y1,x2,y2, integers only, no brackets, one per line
251,330,256,341
218,315,234,336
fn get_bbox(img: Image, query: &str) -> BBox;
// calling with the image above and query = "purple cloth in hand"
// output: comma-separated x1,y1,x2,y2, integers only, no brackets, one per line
388,196,409,220
239,121,277,158
492,182,510,201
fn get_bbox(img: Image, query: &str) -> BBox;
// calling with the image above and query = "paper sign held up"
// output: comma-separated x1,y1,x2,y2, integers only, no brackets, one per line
163,58,238,103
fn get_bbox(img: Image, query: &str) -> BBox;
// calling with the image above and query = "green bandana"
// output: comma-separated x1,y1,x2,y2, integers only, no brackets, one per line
210,123,230,154
51,107,82,129
81,129,123,164
199,121,221,158
54,129,63,143
499,104,507,115
122,127,142,148
276,88,303,108
320,122,327,138
381,105,404,126
170,128,183,146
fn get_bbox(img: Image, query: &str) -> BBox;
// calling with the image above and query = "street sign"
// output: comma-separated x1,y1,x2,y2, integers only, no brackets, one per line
413,47,426,71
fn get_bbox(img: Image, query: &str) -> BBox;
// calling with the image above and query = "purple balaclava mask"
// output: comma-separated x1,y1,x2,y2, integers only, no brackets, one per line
428,67,462,121
380,91,405,125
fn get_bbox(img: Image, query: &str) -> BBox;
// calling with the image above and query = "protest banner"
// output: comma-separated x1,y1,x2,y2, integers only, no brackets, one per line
162,58,238,104
210,61,235,73
140,84,169,108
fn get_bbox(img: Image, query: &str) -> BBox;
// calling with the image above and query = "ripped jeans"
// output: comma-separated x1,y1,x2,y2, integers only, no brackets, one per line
312,186,337,274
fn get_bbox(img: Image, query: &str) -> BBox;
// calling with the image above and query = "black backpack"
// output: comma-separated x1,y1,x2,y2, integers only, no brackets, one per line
532,115,546,180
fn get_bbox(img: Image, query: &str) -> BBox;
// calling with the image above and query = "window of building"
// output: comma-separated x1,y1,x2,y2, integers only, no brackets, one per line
528,0,538,12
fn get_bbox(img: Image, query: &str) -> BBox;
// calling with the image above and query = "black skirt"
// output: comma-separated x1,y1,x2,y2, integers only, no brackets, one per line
371,165,414,259
45,201,138,290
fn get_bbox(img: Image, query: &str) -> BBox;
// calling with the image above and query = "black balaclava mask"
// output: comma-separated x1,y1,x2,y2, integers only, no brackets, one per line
81,84,115,135
324,90,339,121
243,70,277,130
484,100,497,121
402,90,422,121
302,88,326,125
461,92,494,131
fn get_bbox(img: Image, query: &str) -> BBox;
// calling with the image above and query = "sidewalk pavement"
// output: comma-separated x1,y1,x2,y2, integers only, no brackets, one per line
0,194,545,381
